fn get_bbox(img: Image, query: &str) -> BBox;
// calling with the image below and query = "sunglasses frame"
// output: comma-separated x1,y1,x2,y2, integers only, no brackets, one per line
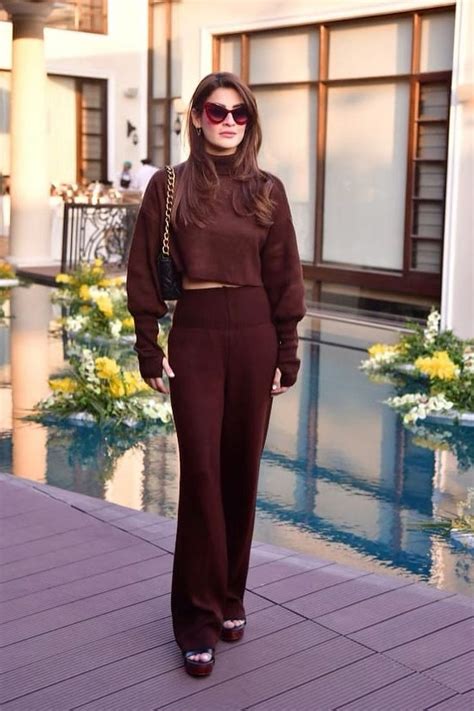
202,101,250,126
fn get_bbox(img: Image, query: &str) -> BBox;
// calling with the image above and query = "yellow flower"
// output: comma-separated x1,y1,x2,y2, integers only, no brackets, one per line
122,316,134,329
94,258,104,267
415,351,459,380
55,273,73,284
79,284,90,301
96,295,113,318
49,377,77,393
123,370,148,396
0,260,15,278
109,376,125,398
98,278,113,288
368,343,398,357
79,305,91,314
95,356,120,379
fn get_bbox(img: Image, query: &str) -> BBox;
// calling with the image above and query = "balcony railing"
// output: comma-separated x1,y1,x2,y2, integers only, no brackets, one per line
61,202,139,271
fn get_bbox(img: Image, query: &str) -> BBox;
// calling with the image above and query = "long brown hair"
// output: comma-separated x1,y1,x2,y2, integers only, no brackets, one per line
172,72,275,229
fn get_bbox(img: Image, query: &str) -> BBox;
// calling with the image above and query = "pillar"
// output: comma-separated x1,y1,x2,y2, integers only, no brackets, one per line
2,0,55,266
441,0,474,339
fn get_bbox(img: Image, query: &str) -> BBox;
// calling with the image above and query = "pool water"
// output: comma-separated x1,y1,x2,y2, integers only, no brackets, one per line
1,282,473,596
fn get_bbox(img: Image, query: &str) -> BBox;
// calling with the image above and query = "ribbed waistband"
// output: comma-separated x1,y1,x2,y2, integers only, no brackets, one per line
171,285,273,329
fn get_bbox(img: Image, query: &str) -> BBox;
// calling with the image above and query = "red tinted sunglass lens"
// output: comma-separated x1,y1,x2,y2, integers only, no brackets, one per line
204,103,227,123
233,106,249,124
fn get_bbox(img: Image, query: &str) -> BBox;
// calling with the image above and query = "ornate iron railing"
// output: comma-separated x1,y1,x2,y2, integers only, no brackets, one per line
61,202,140,271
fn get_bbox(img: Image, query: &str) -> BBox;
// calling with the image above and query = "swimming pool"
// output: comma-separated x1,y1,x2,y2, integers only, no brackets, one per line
1,282,472,596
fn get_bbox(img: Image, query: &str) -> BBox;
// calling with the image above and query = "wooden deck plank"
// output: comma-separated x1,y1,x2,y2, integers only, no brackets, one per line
153,637,372,711
428,690,474,710
246,554,333,589
316,581,454,633
0,573,174,645
246,654,412,710
0,556,171,623
0,596,172,674
253,563,370,604
336,674,457,710
0,521,111,566
2,615,325,709
385,619,474,671
0,539,154,598
349,597,474,652
0,475,470,711
424,651,474,694
284,572,413,619
73,633,363,711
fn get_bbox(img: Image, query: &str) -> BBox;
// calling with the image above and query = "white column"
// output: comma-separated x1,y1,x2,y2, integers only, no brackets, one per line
441,0,474,339
2,0,55,266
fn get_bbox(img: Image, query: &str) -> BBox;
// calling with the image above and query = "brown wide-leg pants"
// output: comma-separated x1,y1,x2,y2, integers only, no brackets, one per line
168,285,279,652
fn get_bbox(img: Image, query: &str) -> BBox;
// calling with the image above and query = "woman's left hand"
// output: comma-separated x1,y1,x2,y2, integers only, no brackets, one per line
271,367,289,396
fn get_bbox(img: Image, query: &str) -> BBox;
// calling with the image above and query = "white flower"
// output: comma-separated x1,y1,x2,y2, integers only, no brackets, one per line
463,349,474,374
423,310,441,344
66,314,87,333
109,319,123,338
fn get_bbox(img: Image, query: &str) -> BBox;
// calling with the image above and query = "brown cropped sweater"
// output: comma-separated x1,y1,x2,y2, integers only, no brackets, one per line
126,152,306,387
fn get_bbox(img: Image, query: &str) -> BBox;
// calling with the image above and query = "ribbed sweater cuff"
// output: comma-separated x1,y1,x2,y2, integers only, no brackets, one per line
277,328,300,388
137,349,165,380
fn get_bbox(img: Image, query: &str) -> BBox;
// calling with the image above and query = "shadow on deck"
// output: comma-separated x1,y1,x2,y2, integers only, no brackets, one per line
0,473,472,710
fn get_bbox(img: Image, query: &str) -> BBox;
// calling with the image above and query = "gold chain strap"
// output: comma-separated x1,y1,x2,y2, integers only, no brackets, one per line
162,165,175,257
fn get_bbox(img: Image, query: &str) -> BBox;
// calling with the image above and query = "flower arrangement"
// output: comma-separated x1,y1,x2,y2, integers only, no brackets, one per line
27,346,173,428
361,310,474,425
53,259,136,342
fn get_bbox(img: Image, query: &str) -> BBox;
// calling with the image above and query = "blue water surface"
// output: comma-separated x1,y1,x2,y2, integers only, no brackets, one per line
0,282,472,596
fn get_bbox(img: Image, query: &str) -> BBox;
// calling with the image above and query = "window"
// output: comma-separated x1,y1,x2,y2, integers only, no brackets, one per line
0,72,108,185
0,1,108,34
214,7,455,301
79,79,108,183
148,0,175,166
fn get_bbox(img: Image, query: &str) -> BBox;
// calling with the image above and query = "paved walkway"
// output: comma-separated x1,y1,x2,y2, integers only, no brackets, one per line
1,472,472,710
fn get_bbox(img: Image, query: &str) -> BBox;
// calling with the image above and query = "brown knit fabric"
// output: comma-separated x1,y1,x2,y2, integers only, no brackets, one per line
126,153,306,387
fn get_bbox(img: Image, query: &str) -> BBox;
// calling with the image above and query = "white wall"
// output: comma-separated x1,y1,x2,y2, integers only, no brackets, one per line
0,0,149,182
441,0,474,339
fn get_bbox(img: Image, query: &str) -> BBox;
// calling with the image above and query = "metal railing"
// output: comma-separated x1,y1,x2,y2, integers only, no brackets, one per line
61,202,139,272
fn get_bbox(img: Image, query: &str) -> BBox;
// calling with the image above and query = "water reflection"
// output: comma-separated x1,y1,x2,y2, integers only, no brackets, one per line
1,286,472,595
10,284,53,481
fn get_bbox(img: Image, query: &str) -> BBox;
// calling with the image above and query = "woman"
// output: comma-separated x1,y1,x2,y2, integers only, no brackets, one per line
126,72,306,677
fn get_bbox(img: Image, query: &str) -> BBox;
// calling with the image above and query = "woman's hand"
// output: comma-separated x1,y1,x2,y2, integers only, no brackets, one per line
271,367,289,396
144,357,175,394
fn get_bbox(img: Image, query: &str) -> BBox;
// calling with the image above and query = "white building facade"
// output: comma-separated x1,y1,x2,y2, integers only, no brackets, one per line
0,0,472,336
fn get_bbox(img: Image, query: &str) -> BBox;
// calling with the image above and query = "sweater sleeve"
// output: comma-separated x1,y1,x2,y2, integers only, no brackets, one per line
261,176,307,387
126,170,169,379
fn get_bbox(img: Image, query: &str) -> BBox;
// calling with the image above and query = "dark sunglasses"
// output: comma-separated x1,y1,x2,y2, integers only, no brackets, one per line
203,101,250,125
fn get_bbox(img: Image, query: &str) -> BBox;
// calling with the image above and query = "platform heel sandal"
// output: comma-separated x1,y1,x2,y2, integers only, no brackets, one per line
182,647,215,677
221,619,246,642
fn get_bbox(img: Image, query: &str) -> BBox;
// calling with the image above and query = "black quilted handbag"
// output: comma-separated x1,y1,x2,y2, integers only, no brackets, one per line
157,165,182,300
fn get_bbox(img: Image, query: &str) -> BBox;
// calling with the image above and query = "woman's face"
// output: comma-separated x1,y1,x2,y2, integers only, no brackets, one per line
192,87,248,155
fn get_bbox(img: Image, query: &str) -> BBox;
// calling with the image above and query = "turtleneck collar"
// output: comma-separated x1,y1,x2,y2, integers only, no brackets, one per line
206,151,238,176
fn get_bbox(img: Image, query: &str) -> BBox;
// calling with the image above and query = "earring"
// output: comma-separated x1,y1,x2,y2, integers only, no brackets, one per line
196,127,202,136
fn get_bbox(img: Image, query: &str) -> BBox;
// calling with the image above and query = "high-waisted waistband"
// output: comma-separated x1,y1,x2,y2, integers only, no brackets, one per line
171,285,273,329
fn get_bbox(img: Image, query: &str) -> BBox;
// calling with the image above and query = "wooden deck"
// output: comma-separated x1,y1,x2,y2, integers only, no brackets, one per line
1,472,472,710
